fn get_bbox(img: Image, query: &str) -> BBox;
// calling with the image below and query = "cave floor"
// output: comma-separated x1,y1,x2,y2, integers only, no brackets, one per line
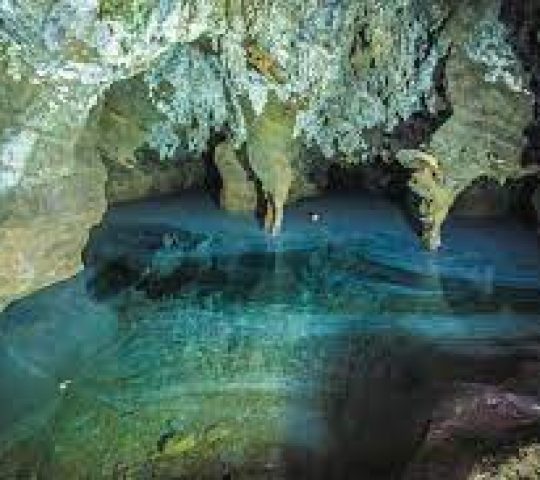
0,193,540,479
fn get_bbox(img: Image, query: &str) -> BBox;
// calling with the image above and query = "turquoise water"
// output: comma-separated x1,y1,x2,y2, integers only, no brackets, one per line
0,194,539,479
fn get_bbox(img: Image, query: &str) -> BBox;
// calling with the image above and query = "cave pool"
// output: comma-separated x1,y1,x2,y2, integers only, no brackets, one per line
1,193,540,479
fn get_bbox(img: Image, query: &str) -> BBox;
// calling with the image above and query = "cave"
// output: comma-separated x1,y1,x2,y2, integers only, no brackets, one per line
1,1,540,479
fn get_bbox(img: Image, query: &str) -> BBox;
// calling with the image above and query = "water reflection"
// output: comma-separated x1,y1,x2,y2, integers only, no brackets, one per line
0,194,539,479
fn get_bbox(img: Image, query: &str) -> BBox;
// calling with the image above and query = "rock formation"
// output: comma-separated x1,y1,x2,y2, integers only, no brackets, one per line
0,77,108,311
397,0,536,249
244,93,297,235
90,76,206,205
0,0,538,308
213,140,257,213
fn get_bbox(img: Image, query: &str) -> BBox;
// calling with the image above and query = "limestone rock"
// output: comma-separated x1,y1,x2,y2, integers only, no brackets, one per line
89,76,206,205
0,73,107,311
213,141,257,213
404,384,540,480
245,93,298,236
0,135,107,312
399,0,534,249
469,443,540,480
398,149,454,250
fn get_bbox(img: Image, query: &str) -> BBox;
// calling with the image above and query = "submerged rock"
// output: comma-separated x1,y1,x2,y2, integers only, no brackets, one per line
404,384,540,479
470,442,540,480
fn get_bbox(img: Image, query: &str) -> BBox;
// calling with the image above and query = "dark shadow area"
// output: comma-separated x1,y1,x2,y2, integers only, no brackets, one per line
440,176,540,314
446,175,539,229
83,221,210,300
203,141,224,207
450,177,513,221
325,159,409,204
441,271,540,317
279,332,441,480
500,0,540,169
508,175,540,227
277,333,540,480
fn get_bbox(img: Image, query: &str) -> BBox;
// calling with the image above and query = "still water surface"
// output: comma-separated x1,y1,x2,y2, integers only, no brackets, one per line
1,194,539,479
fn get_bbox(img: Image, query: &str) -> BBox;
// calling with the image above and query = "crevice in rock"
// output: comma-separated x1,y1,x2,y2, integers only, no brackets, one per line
202,134,226,207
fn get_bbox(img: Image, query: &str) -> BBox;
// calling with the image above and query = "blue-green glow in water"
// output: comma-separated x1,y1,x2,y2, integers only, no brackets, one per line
0,194,539,479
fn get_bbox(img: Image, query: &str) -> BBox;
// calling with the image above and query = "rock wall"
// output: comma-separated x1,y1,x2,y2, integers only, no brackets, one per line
0,72,209,312
397,0,536,249
213,140,258,213
89,76,206,205
0,73,107,311
0,0,226,311
1,0,539,309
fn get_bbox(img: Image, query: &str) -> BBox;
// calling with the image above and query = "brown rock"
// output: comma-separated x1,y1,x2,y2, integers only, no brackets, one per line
213,141,258,213
245,93,298,235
